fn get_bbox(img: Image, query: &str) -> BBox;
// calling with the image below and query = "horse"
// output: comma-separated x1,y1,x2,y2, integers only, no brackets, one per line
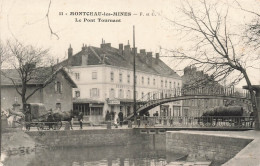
1,108,25,128
52,109,75,129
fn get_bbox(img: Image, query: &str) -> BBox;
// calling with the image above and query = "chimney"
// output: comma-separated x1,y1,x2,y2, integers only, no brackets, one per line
119,44,123,50
56,58,59,64
82,44,87,51
119,43,123,55
101,43,111,49
81,48,88,66
155,53,159,64
68,44,73,66
124,44,131,54
140,49,146,54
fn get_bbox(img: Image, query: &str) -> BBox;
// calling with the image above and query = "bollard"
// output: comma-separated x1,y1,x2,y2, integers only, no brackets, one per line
128,120,132,128
64,122,70,130
107,122,111,129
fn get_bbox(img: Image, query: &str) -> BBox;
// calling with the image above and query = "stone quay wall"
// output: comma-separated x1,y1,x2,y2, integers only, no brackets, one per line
25,129,166,148
26,129,139,147
166,131,253,164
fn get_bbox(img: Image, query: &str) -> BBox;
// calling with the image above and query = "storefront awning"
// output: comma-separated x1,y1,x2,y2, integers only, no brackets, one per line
73,98,104,104
108,98,144,105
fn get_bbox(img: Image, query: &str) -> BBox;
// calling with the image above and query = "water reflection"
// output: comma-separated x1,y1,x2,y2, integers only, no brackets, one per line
25,144,183,166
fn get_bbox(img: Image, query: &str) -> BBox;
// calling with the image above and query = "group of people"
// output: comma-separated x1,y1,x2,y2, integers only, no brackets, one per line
105,110,124,127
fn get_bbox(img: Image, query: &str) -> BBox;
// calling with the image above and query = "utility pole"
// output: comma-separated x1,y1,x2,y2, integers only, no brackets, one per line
133,25,137,117
0,45,2,159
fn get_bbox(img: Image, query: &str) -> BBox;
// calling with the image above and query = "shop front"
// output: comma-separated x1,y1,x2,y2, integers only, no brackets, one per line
73,98,104,124
108,99,133,120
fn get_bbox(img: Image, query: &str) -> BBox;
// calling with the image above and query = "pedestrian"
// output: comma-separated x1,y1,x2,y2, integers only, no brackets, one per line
47,113,54,130
105,110,110,121
118,110,124,127
136,113,141,127
111,111,115,121
78,111,83,129
69,109,74,130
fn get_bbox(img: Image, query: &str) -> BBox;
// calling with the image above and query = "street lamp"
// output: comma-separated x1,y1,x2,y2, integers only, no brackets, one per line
133,25,137,118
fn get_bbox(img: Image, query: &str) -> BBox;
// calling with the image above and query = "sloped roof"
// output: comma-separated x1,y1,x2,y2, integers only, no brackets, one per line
1,67,77,88
59,45,181,79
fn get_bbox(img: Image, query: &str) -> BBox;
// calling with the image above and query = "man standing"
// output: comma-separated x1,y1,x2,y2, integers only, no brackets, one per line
118,111,124,127
136,113,141,127
78,111,83,129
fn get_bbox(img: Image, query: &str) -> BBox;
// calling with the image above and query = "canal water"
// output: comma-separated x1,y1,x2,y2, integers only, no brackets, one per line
4,144,184,166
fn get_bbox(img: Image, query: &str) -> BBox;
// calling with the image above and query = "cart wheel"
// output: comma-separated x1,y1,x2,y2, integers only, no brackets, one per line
37,123,44,130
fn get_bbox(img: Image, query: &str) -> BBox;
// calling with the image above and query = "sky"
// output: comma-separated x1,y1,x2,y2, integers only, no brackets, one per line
1,0,259,87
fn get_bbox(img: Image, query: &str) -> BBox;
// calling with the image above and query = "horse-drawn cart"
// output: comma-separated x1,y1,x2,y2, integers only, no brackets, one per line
24,103,62,131
197,106,254,128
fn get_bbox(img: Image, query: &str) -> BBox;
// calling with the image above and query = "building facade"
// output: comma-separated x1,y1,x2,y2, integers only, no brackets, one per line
60,42,182,123
1,68,77,112
181,66,251,117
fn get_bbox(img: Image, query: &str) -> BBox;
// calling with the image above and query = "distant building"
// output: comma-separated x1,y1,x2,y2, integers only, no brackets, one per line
59,41,182,123
181,66,225,117
181,66,251,117
1,67,77,112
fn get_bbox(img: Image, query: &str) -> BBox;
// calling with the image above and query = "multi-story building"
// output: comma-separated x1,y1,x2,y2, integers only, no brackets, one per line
59,42,182,123
181,66,251,117
181,66,225,117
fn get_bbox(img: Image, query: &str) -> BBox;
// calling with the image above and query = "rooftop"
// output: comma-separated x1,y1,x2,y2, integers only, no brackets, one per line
1,67,77,88
59,42,181,79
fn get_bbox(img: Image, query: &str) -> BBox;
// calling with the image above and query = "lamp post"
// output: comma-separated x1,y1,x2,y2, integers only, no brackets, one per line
133,26,137,118
0,46,2,159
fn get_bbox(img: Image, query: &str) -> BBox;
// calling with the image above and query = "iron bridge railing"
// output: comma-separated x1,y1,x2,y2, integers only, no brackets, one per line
135,116,254,128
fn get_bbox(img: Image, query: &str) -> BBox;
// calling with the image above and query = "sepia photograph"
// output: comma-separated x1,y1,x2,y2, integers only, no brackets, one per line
0,0,260,165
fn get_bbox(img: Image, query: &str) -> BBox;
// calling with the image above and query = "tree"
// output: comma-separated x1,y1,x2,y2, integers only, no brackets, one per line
1,40,57,111
164,0,260,129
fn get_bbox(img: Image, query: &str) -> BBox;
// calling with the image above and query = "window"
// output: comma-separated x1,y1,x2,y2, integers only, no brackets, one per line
147,77,150,85
91,107,103,116
90,88,99,97
119,89,124,98
75,91,80,97
75,73,80,80
161,80,163,88
153,78,156,86
169,81,172,88
110,72,114,82
142,92,144,98
142,76,144,84
127,90,131,98
147,92,150,100
174,82,176,88
56,103,61,110
119,73,122,83
92,72,97,80
127,74,130,84
55,81,62,93
165,80,167,88
110,88,115,98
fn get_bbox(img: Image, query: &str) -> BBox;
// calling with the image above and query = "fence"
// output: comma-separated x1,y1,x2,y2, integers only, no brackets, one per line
136,116,255,128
